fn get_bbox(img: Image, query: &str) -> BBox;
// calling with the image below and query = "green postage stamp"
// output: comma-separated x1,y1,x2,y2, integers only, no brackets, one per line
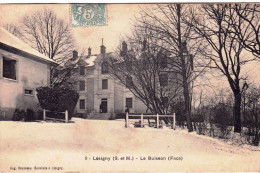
71,4,107,27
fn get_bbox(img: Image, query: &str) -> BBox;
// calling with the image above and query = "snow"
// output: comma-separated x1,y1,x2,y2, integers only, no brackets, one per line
0,118,259,172
84,55,97,67
0,27,56,64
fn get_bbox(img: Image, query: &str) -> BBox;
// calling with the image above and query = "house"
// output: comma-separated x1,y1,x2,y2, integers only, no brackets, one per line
72,42,147,119
72,39,188,119
0,27,56,120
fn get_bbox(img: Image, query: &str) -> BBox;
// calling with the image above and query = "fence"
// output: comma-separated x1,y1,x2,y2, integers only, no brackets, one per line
43,109,69,123
125,112,176,130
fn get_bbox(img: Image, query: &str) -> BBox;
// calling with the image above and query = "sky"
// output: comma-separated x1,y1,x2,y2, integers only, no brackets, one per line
0,4,144,54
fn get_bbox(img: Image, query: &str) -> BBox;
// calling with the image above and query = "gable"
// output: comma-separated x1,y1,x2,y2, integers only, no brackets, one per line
0,27,56,64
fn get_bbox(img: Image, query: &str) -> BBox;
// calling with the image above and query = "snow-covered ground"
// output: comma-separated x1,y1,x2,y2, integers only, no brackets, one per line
0,118,259,172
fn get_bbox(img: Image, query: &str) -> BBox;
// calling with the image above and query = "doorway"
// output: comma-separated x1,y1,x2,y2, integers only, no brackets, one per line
100,98,108,113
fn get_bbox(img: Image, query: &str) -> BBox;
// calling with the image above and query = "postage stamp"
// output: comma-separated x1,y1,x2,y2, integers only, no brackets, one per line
71,4,107,27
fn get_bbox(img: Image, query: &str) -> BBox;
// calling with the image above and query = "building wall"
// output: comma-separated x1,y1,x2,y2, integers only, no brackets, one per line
86,78,94,112
0,49,50,120
94,58,115,115
74,53,148,118
114,81,124,113
135,97,148,114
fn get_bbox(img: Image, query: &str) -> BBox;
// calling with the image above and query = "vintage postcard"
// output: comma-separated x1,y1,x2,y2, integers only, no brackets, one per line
0,3,260,172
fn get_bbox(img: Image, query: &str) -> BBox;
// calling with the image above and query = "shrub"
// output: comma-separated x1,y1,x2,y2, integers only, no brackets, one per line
170,99,186,128
20,110,26,121
243,107,260,146
108,115,116,120
36,86,79,120
192,113,206,135
211,102,233,139
192,113,204,123
74,113,84,118
37,110,43,120
12,109,26,121
12,109,21,121
243,85,260,146
115,113,125,119
25,109,36,122
176,114,186,128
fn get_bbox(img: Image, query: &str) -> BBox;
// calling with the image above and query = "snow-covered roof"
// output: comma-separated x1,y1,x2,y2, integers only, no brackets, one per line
84,55,97,67
0,27,56,64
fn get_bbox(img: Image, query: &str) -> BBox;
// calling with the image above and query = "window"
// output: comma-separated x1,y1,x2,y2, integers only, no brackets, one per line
3,57,16,80
102,79,108,89
125,76,133,88
101,62,108,74
79,81,85,91
126,98,133,108
79,99,85,109
159,73,168,87
24,89,33,96
79,66,85,75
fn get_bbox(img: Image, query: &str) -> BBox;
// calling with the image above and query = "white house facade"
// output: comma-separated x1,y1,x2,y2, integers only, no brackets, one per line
72,43,147,119
0,27,56,120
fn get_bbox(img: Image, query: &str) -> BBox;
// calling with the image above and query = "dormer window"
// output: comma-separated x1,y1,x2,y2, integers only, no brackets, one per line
79,66,85,75
101,62,108,74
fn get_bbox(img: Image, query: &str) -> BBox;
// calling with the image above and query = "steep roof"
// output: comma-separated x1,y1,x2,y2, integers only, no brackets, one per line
67,52,116,68
84,55,97,67
67,55,97,67
0,27,56,64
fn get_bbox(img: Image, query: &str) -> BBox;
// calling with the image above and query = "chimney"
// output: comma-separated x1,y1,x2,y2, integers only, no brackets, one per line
88,47,91,57
100,38,106,54
73,50,78,59
122,41,127,53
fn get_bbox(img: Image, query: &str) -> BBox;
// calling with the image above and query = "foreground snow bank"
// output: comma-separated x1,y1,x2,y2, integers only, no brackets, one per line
0,118,259,172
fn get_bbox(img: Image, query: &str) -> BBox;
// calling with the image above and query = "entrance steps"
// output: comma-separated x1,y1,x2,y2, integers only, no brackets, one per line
88,110,111,120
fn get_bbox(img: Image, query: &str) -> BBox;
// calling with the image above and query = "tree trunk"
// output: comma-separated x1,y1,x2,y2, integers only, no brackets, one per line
253,112,259,146
177,4,193,132
184,80,193,132
233,92,242,133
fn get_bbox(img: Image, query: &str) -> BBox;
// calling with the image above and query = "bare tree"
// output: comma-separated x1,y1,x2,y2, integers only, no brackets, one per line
16,9,76,87
129,4,207,132
189,4,257,132
108,27,183,119
244,84,260,146
3,24,22,37
232,4,260,58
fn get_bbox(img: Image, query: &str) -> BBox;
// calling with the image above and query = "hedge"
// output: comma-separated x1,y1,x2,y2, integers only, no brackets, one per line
36,86,79,120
